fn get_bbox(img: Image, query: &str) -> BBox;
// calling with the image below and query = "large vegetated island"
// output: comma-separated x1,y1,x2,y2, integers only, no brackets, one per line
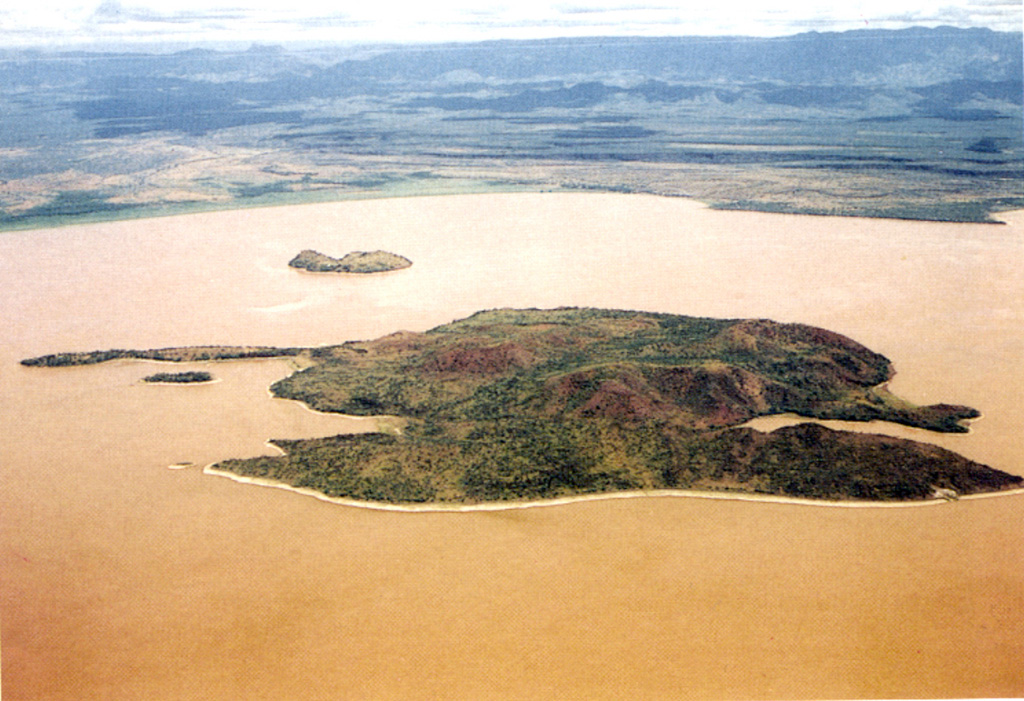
23,308,1021,504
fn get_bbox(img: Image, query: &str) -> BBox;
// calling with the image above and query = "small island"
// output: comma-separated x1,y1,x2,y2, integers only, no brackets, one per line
142,371,214,384
23,308,1022,505
288,249,412,274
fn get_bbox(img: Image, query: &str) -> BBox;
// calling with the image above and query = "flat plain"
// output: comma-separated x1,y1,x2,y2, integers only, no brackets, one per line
1,29,1021,229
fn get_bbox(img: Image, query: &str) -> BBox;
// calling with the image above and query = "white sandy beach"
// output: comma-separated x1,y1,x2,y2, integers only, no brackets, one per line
202,463,1024,512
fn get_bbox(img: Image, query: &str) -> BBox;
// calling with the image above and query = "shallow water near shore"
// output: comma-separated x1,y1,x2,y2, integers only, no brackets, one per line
2,193,1022,699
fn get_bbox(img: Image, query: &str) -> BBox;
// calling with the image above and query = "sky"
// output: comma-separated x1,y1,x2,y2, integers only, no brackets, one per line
1,0,1021,48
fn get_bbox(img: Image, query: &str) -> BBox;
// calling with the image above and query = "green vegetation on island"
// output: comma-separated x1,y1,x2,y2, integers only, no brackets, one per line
25,307,1020,504
214,307,1018,503
142,371,214,384
221,421,1011,504
289,249,412,274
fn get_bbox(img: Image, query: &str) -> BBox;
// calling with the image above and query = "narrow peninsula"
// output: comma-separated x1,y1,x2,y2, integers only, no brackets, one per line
289,249,412,274
21,345,304,367
23,308,1022,505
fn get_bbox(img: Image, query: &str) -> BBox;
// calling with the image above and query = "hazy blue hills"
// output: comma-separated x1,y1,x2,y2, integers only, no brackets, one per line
1,27,1020,226
330,28,1022,84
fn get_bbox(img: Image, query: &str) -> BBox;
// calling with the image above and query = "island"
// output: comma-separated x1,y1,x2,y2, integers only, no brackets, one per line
288,249,412,274
142,371,214,384
24,307,1020,505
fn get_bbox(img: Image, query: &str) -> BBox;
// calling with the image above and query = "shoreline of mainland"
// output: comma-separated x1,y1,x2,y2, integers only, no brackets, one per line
2,185,1020,236
0,181,538,234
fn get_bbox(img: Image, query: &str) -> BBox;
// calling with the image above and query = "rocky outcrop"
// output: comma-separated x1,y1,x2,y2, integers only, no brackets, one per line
288,249,412,273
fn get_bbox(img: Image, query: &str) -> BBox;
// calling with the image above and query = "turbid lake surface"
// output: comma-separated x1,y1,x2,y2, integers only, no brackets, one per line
2,193,1022,699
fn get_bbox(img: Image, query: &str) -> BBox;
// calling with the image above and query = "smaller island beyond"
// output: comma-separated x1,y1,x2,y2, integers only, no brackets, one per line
289,249,412,274
142,371,213,384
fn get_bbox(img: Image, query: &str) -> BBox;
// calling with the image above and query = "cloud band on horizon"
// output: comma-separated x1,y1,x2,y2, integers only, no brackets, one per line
1,0,1020,47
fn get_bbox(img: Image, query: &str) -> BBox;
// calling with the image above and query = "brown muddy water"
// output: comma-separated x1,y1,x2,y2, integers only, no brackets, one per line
1,194,1022,699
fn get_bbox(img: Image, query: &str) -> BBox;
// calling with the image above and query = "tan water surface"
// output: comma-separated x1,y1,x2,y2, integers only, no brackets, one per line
2,194,1022,699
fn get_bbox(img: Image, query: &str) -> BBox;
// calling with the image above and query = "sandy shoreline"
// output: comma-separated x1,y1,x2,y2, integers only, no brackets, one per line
200,464,1024,513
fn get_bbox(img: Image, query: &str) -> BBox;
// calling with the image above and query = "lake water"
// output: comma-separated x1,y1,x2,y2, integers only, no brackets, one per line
1,193,1022,698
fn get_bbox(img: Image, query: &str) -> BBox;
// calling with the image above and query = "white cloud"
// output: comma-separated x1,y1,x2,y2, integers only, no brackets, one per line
1,0,1020,47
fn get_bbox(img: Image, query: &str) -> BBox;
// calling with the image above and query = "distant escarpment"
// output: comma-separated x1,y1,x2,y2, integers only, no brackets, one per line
217,307,1017,504
289,249,412,274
